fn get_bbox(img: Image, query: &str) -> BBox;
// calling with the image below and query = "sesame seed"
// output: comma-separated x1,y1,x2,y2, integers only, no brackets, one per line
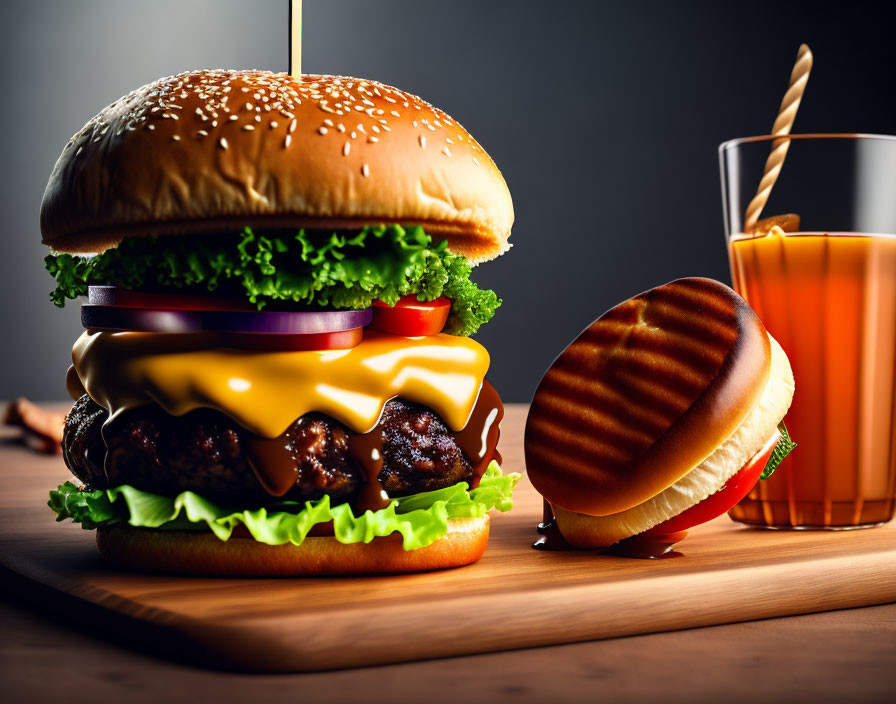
219,137,228,149
245,102,253,110
229,114,238,121
318,126,328,134
343,142,351,156
198,129,208,136
289,119,297,133
171,135,181,141
351,131,357,139
427,124,436,131
472,157,480,166
361,164,370,177
270,121,278,128
242,125,255,131
441,147,451,157
324,119,334,127
337,124,346,132
284,135,292,147
146,124,155,131
254,115,261,122
390,110,400,117
445,137,454,144
368,136,379,143
418,135,426,149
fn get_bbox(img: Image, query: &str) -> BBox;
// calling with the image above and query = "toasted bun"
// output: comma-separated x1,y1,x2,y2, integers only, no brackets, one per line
525,277,772,516
552,332,794,547
95,516,489,576
40,71,513,263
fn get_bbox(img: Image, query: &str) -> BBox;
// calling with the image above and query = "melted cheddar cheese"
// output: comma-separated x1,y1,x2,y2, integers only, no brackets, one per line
68,330,491,438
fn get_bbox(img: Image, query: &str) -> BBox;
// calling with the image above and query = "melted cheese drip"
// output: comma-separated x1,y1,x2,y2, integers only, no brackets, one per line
69,330,490,438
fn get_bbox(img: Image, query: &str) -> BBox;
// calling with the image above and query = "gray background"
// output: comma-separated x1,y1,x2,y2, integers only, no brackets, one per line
2,0,894,403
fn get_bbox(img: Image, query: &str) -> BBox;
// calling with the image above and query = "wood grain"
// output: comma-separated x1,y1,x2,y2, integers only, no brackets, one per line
2,404,895,672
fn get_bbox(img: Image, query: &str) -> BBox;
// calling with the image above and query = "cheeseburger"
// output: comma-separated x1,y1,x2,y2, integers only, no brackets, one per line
44,70,518,575
525,278,796,555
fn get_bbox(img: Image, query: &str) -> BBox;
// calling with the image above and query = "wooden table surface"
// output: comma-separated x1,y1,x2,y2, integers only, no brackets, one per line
2,404,895,702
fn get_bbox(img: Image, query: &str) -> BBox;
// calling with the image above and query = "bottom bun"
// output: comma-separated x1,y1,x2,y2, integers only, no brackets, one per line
96,515,490,576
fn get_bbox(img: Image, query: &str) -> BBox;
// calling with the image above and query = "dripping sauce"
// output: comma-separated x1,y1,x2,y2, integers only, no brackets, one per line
533,500,686,558
347,429,391,512
453,381,503,490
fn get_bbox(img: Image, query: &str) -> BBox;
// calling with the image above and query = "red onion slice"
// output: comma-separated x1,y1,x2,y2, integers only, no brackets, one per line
88,286,254,311
81,304,372,334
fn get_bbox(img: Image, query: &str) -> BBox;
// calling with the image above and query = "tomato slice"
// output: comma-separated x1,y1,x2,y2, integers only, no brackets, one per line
644,429,782,535
370,296,450,336
218,328,364,351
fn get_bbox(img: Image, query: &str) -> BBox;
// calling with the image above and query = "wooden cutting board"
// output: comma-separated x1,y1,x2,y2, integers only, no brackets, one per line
2,404,895,672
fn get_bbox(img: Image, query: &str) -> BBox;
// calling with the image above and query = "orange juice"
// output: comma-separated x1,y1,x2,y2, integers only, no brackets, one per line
728,232,896,528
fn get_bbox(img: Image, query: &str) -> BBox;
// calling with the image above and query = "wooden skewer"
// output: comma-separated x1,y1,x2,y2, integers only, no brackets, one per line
743,44,813,231
289,0,302,80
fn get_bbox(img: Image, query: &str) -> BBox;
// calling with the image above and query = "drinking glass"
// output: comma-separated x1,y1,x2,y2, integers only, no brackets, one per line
719,134,896,529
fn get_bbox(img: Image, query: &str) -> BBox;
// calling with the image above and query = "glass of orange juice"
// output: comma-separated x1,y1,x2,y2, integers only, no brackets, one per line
719,134,896,529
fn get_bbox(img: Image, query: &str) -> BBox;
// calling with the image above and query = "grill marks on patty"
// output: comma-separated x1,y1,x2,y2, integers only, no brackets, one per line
63,394,475,503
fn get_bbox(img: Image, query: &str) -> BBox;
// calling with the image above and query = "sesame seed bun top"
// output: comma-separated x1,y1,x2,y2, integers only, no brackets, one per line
39,70,513,263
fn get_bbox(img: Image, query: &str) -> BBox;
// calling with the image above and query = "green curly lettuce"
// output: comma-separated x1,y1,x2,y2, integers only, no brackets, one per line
45,224,500,336
48,462,519,551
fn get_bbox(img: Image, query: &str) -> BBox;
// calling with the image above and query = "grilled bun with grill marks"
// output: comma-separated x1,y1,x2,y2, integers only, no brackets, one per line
40,71,513,263
525,277,794,547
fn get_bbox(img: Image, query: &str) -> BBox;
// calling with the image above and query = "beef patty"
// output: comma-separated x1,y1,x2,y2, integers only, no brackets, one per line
62,394,473,504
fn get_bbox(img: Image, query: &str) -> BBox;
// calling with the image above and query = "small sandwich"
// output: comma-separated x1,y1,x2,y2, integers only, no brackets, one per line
524,277,795,553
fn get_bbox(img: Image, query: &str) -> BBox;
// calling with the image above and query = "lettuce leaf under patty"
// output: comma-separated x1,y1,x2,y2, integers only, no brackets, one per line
45,224,500,336
48,462,518,551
